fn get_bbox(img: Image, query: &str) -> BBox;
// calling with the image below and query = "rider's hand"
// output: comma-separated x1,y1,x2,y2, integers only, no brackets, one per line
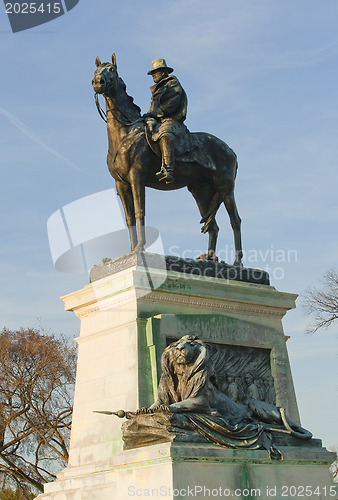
144,116,156,132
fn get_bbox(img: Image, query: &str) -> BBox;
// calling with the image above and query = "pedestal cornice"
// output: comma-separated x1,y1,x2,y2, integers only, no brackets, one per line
61,260,297,320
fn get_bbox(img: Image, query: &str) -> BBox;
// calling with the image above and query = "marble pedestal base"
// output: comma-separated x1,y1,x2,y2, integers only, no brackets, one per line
35,254,336,499
39,442,336,500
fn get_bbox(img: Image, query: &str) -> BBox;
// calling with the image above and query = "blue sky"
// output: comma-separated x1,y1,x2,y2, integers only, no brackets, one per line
0,0,337,452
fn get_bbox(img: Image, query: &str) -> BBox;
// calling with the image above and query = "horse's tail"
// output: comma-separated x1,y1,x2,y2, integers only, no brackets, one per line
235,158,239,179
200,193,222,233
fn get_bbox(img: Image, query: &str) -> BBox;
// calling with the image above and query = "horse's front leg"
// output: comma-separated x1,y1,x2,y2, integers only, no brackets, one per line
130,172,146,252
115,180,137,251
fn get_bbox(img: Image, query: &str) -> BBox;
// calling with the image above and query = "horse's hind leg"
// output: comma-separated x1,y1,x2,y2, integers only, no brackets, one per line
205,218,219,259
222,191,243,266
188,183,220,260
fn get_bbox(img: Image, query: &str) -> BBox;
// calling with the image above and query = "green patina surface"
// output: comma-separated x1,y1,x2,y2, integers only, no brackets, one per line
138,317,163,408
161,313,277,345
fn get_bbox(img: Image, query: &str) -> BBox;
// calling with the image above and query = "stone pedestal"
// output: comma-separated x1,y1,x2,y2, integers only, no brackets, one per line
40,443,336,500
35,254,337,499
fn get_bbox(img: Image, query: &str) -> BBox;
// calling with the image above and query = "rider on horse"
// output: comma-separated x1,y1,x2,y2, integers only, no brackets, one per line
143,59,188,184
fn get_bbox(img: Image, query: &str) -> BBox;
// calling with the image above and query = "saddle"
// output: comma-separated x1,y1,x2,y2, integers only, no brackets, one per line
145,119,216,172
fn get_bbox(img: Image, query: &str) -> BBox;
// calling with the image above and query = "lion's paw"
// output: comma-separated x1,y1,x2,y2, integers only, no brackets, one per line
136,407,153,415
152,404,170,413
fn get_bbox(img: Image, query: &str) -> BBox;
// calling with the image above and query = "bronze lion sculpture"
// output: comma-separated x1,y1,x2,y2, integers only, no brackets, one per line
106,335,312,457
144,335,311,439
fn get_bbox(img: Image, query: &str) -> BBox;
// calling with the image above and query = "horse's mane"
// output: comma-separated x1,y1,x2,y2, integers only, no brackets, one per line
115,74,141,121
98,61,142,121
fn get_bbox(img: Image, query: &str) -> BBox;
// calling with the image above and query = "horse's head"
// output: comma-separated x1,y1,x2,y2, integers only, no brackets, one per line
92,54,119,96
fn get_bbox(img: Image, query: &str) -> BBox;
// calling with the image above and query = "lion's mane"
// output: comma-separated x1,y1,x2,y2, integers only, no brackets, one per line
157,336,217,405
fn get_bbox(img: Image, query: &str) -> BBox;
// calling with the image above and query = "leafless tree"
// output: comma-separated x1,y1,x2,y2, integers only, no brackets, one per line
328,447,338,484
0,488,34,499
302,268,338,333
0,328,76,495
331,461,338,483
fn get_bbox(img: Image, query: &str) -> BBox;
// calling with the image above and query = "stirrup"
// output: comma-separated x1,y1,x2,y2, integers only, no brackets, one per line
164,172,174,184
156,166,174,183
156,168,166,180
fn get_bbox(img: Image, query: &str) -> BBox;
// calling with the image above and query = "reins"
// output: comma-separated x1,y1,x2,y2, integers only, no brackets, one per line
145,123,161,157
94,93,108,123
94,91,160,158
94,92,142,127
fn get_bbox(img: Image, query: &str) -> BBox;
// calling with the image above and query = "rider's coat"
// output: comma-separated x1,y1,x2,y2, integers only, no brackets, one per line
148,75,187,130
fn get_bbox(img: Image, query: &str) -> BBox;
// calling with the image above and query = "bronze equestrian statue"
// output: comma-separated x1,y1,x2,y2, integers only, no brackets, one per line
92,54,243,266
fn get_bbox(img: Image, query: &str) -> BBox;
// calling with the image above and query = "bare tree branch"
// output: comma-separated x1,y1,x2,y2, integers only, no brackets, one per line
0,327,76,495
302,268,338,333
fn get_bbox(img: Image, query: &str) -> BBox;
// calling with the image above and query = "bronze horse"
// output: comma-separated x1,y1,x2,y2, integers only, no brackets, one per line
92,54,243,265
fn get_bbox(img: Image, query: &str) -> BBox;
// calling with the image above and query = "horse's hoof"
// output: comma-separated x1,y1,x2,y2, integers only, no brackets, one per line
197,253,218,262
131,245,145,254
232,260,243,268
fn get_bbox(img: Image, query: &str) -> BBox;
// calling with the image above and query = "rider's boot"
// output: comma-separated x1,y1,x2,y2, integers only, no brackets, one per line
156,135,174,184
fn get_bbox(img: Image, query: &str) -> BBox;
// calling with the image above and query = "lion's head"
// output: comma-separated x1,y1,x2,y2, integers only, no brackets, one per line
157,335,217,405
172,335,207,365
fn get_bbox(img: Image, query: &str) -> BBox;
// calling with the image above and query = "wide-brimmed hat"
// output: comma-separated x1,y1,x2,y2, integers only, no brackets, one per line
147,59,174,75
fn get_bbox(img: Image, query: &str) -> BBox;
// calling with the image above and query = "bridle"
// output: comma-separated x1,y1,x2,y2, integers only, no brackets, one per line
94,93,109,123
94,92,143,127
93,67,160,158
94,69,143,127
